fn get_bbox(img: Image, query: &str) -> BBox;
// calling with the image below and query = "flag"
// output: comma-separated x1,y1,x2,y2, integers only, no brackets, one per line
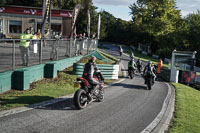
97,14,101,40
71,5,81,37
87,9,90,38
41,0,51,38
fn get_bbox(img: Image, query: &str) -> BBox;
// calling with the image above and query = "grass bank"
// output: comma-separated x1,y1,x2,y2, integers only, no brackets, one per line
168,83,200,133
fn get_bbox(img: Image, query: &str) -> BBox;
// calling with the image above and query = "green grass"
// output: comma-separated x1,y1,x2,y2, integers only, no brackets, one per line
197,72,200,76
0,68,78,111
168,83,200,133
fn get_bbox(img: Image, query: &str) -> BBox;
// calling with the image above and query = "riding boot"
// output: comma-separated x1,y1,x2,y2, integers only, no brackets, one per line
87,93,93,104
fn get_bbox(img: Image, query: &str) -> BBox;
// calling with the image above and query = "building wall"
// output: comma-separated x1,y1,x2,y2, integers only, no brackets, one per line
0,13,71,38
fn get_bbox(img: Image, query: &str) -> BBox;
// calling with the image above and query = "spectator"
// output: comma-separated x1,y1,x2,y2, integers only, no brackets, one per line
33,29,41,56
65,35,70,57
82,33,87,49
73,32,77,47
36,29,41,39
157,58,163,74
29,27,34,35
19,28,35,66
78,33,83,55
50,32,59,60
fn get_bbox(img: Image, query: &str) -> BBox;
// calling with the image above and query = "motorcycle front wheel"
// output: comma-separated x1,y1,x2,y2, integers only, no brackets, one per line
97,90,104,102
73,89,88,109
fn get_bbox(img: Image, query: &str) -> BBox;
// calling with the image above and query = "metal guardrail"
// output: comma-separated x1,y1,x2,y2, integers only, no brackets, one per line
0,38,98,72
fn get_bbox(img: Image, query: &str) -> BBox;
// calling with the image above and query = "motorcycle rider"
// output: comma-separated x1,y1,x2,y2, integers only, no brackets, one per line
130,52,134,60
128,58,137,77
143,61,156,84
136,58,143,73
119,46,123,56
82,56,103,102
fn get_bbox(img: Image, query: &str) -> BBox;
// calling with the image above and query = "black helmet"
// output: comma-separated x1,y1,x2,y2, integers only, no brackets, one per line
148,61,152,66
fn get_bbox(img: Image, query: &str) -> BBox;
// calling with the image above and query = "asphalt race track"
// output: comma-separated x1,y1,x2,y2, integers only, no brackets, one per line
0,45,169,133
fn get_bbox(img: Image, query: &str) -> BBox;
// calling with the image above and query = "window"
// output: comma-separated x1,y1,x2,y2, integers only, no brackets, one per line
37,22,61,33
51,24,61,33
9,20,22,34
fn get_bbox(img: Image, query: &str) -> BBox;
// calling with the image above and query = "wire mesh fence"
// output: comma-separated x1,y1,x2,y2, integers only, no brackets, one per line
0,38,98,72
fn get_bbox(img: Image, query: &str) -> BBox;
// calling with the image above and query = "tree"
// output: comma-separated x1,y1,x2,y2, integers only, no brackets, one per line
129,0,182,53
185,10,200,65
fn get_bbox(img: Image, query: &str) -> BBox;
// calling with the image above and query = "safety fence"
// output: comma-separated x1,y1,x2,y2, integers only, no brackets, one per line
73,63,119,79
0,54,84,93
0,38,98,73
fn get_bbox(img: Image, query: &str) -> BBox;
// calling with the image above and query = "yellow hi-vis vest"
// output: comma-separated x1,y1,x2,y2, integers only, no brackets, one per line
20,33,35,48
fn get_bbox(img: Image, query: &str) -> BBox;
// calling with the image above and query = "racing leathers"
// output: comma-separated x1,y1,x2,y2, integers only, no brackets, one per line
143,63,156,84
128,59,137,73
82,61,101,92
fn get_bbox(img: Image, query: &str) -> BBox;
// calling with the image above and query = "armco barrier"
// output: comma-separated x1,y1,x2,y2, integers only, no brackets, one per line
0,71,12,93
12,64,45,90
73,63,119,79
44,55,83,78
160,67,171,82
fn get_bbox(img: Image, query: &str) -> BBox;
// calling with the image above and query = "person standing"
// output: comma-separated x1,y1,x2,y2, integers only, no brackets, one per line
50,32,59,60
157,58,163,74
19,28,34,66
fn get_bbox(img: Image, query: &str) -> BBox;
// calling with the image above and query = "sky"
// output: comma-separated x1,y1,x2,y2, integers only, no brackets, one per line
93,0,200,21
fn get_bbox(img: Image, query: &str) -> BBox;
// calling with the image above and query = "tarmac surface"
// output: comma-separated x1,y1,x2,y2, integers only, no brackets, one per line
0,45,174,133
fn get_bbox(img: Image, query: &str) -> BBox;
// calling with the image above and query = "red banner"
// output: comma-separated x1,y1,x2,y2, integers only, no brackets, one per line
0,6,72,18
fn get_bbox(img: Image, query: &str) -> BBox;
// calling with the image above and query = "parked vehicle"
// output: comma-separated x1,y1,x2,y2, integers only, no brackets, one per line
73,70,104,109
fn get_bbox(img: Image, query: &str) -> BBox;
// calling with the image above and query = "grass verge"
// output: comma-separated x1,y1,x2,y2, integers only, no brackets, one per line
0,67,78,111
168,83,200,133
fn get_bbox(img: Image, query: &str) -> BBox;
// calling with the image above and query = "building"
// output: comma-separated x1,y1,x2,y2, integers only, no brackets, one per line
0,5,72,38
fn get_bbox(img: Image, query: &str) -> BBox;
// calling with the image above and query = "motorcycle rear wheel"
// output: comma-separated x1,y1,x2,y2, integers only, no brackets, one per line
74,89,88,109
147,80,152,90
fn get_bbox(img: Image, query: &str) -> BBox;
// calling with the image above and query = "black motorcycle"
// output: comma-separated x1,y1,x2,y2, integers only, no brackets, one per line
144,72,154,90
128,67,135,79
73,71,104,109
137,65,143,73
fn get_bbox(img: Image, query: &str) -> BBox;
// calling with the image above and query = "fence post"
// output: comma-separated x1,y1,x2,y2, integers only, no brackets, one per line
69,38,72,57
12,40,16,70
87,39,90,54
56,40,59,60
39,39,43,64
96,39,99,50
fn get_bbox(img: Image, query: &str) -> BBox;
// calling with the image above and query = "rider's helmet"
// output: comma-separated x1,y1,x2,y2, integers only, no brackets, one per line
89,56,96,63
148,61,152,67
